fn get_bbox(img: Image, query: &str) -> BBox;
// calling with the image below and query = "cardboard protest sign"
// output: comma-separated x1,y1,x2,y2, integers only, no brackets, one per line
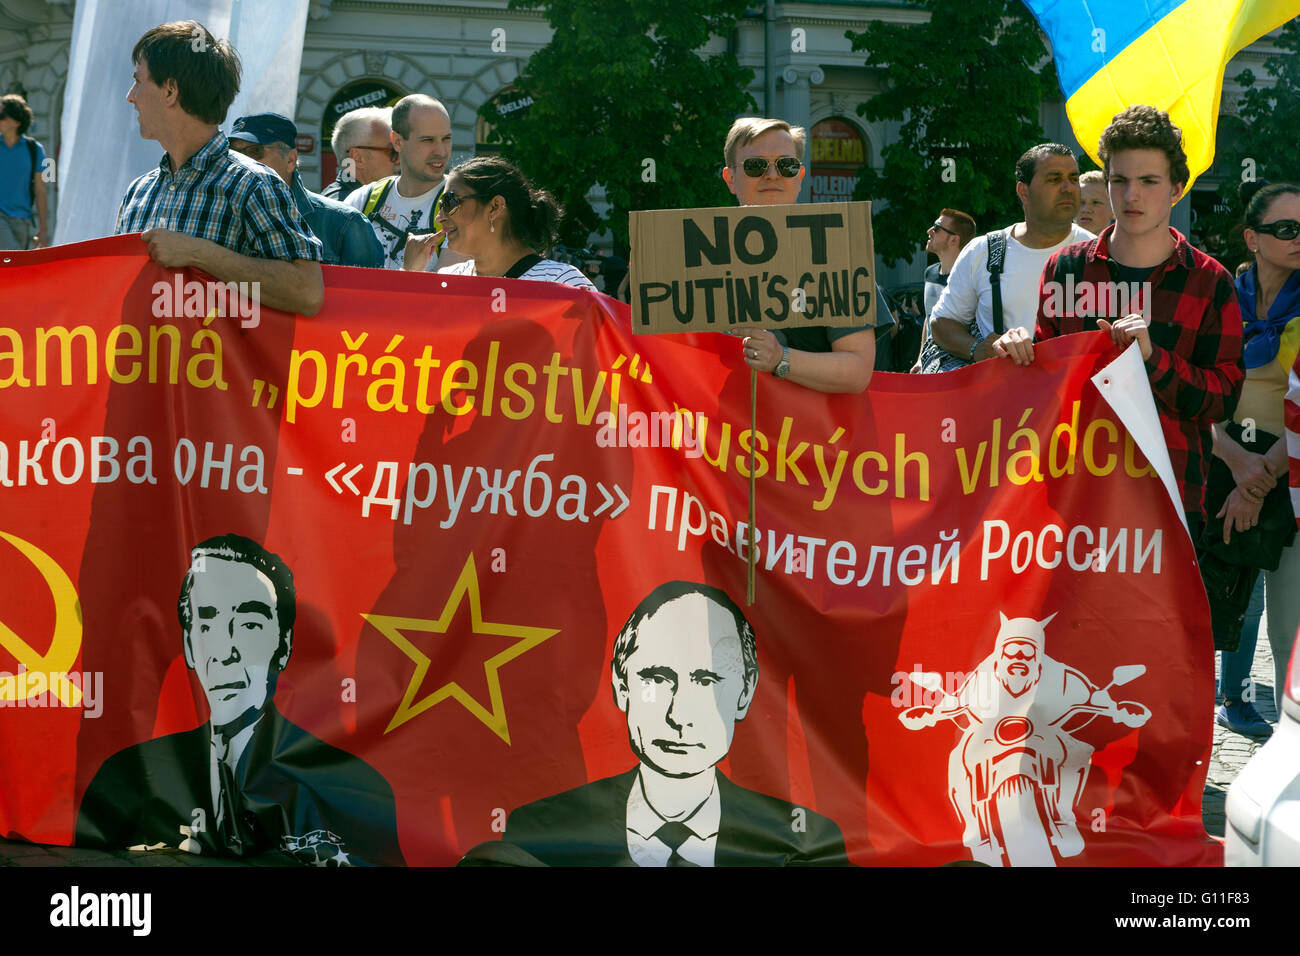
630,201,875,334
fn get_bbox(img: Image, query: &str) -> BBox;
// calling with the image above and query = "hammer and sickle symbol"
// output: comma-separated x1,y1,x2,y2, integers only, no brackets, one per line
0,531,83,707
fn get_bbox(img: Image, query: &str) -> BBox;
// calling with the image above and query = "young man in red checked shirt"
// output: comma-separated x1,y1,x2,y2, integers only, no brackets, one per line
991,105,1245,536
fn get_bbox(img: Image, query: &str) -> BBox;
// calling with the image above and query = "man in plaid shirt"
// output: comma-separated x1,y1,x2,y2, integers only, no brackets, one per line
992,106,1244,533
117,21,324,316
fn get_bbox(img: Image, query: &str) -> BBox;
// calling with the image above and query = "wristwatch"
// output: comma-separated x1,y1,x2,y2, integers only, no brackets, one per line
772,346,791,379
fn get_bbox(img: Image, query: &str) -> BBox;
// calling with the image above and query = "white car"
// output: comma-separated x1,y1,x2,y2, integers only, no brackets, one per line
1225,626,1300,865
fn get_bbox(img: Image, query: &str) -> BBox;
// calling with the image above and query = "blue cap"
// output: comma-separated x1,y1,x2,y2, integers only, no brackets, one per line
229,112,297,147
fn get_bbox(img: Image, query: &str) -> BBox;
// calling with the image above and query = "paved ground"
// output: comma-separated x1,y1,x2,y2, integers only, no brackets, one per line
0,839,286,867
0,631,1282,866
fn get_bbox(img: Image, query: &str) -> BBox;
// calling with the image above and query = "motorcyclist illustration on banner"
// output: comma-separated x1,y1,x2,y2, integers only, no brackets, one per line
899,612,1150,866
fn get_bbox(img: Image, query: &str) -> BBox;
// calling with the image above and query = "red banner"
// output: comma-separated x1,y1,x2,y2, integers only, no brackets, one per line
0,238,1219,866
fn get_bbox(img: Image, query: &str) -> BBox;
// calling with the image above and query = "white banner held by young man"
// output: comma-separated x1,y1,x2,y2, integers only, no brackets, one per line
630,201,875,335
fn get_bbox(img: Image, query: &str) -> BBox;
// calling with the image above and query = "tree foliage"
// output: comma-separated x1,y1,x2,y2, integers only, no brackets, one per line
1198,19,1300,269
846,0,1057,266
483,0,754,255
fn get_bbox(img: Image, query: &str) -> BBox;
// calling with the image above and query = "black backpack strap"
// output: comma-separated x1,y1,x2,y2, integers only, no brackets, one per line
504,253,544,279
986,228,1008,335
25,137,38,208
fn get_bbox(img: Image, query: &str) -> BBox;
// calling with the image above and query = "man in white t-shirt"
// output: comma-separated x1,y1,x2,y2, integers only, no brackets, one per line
345,94,467,271
929,144,1092,365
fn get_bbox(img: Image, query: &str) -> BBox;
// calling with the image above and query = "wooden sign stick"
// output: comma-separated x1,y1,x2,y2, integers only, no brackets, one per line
747,367,757,605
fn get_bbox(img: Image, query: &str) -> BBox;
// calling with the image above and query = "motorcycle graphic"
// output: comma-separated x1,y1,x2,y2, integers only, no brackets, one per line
898,613,1150,866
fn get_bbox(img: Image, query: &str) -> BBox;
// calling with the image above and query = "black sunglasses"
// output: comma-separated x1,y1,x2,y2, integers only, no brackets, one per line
928,221,957,237
231,141,268,160
440,192,489,215
1254,219,1300,241
740,157,802,178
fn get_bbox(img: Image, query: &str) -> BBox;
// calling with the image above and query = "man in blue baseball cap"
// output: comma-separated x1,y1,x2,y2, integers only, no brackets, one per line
230,111,383,269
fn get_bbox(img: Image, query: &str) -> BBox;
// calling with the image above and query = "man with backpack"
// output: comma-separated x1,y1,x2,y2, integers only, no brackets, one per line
0,93,49,250
345,93,466,271
924,144,1091,371
910,207,976,371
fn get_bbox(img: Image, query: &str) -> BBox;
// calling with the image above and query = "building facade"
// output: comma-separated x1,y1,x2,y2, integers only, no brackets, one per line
0,0,1288,288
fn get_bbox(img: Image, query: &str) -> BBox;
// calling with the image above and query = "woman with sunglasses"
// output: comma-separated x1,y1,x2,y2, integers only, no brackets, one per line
402,155,595,289
1210,180,1300,738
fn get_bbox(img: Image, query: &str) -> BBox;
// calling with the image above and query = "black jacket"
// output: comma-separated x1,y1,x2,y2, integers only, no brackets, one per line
75,704,403,865
501,768,849,866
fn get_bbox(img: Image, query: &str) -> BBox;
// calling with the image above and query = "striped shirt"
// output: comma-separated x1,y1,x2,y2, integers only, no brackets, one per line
115,131,322,262
1035,226,1244,520
439,257,596,290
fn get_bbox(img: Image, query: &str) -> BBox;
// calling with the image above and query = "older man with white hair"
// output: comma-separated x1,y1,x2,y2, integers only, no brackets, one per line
322,105,396,202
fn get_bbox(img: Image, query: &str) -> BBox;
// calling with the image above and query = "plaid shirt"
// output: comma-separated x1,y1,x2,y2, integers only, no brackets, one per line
1035,226,1244,520
115,131,322,262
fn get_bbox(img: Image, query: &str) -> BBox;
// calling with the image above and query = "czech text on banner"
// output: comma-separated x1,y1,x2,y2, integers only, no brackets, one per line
0,238,1219,866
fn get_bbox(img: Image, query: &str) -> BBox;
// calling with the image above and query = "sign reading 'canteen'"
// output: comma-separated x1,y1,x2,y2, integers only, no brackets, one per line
630,201,875,334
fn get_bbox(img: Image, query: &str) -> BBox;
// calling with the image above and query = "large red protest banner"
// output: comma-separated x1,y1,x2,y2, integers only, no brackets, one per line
0,238,1218,866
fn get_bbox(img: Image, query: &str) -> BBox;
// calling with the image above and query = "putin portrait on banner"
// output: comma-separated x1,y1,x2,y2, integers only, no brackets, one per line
496,580,848,866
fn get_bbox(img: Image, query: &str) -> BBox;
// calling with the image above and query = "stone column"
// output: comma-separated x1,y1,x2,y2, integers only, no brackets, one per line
781,65,824,203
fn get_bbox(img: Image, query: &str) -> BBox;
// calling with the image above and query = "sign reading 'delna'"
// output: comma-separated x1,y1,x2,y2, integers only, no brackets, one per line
630,201,875,335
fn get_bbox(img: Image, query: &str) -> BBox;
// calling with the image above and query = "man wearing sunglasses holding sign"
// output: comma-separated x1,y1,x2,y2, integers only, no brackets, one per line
722,118,886,393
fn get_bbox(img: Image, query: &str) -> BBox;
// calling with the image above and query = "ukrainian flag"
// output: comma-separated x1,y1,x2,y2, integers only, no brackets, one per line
1021,0,1300,191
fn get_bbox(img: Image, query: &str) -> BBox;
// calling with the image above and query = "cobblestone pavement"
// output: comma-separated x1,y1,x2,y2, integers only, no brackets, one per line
0,630,1283,866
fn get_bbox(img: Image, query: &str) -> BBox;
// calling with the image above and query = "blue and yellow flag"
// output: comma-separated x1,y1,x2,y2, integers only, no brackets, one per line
1021,0,1300,190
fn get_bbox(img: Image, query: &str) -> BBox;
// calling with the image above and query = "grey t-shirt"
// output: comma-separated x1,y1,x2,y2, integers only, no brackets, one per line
773,287,894,354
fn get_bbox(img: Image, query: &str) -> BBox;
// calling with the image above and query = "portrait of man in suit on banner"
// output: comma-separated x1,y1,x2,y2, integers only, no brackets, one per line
495,580,848,866
76,533,403,866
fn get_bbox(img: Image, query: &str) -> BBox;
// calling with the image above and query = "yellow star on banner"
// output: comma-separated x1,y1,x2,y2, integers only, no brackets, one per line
364,554,558,743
